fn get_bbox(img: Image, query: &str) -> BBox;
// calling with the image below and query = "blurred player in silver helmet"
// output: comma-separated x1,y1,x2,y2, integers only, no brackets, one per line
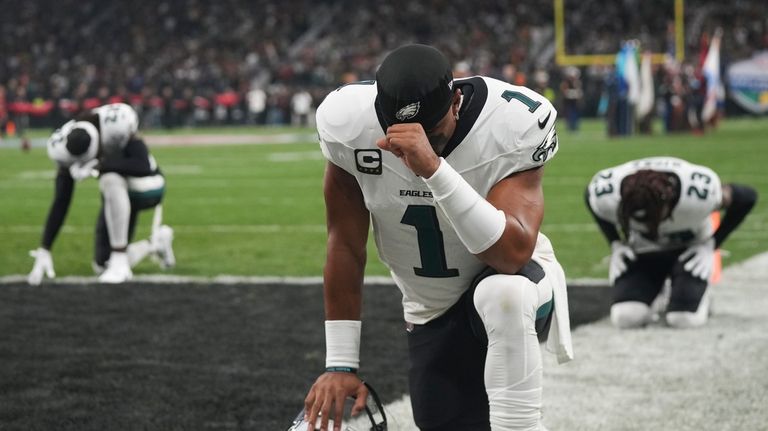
585,157,757,329
303,44,573,431
28,103,176,285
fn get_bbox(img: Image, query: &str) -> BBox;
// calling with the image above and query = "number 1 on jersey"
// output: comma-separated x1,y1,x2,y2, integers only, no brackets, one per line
501,90,541,113
401,205,459,278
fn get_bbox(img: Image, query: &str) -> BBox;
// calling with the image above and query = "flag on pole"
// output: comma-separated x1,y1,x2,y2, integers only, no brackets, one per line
636,51,655,119
701,28,723,122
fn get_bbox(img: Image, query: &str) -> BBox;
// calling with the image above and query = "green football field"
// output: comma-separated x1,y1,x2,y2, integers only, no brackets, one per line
1,119,766,279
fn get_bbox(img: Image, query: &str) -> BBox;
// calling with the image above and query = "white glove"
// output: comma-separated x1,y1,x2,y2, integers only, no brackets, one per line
679,238,715,281
609,241,637,283
68,159,99,181
28,248,55,285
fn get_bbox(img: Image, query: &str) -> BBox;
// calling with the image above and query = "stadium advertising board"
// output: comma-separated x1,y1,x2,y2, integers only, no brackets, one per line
727,51,768,114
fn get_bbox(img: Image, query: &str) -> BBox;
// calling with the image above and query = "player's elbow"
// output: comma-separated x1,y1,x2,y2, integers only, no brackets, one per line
477,236,536,275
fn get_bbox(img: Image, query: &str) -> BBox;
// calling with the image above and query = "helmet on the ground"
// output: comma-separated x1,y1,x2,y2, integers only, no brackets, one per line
287,382,387,431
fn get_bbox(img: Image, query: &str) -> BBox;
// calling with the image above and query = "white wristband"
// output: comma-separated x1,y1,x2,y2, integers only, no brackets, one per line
325,320,362,369
423,158,506,254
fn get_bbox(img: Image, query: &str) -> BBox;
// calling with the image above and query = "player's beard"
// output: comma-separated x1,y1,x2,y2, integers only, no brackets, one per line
427,132,450,155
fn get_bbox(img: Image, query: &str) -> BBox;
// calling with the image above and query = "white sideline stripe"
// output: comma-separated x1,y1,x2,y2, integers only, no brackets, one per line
0,273,610,287
0,274,397,286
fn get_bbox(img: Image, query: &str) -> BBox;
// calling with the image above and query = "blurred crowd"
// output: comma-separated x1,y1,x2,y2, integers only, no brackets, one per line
0,0,766,136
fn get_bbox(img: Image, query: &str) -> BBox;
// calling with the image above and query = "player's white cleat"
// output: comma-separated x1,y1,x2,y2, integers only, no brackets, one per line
151,225,176,269
98,252,133,283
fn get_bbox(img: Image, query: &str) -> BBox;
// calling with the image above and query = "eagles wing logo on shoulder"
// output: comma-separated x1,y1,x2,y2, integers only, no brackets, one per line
532,127,558,163
395,102,420,121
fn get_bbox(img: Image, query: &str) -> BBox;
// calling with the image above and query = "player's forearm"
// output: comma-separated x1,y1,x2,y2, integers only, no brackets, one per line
476,217,538,274
100,139,153,176
322,162,369,320
323,240,366,320
41,170,74,249
424,159,545,274
99,156,151,177
713,183,757,248
322,232,366,372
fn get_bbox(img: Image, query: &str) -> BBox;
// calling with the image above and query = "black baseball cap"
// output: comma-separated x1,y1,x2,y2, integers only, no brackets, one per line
375,44,454,131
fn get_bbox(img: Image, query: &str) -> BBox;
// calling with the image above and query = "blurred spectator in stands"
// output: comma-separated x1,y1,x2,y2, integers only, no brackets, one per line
453,61,472,79
160,85,178,129
247,86,267,125
683,63,705,134
531,69,555,102
216,87,241,125
266,84,289,125
663,61,689,133
290,88,313,127
9,82,31,149
0,85,8,142
0,0,765,130
601,66,619,136
177,87,195,127
560,67,583,131
501,63,527,87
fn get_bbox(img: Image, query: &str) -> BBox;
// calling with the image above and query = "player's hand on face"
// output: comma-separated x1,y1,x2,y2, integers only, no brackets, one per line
376,123,441,178
304,372,368,431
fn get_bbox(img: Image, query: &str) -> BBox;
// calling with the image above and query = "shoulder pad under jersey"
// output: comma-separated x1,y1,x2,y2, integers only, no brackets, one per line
316,82,377,146
477,78,559,175
92,103,139,150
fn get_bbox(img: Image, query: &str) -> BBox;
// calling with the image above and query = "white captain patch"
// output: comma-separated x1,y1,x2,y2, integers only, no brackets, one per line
395,102,420,121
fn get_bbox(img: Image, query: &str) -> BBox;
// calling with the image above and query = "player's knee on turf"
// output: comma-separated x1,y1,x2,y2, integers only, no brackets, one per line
666,311,707,328
611,301,652,329
666,291,710,329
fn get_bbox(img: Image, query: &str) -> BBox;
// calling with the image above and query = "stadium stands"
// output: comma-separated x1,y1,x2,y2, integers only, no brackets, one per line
0,0,765,131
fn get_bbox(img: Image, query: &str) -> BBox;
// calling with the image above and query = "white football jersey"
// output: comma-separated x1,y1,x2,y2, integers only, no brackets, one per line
92,103,139,154
586,157,722,253
317,76,560,324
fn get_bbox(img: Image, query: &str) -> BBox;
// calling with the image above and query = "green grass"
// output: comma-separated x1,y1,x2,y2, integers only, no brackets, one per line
1,118,766,278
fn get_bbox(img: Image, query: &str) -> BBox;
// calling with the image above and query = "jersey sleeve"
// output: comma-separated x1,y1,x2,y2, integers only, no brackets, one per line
586,167,622,223
489,86,560,180
675,164,723,220
93,103,139,151
316,86,371,176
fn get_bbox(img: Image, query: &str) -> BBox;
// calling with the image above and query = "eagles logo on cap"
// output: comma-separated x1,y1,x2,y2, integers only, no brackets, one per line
395,102,420,121
375,44,454,130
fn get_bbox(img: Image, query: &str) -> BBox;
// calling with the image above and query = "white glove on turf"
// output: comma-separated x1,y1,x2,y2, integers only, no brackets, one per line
28,248,55,285
68,159,99,181
679,238,715,281
609,241,636,283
